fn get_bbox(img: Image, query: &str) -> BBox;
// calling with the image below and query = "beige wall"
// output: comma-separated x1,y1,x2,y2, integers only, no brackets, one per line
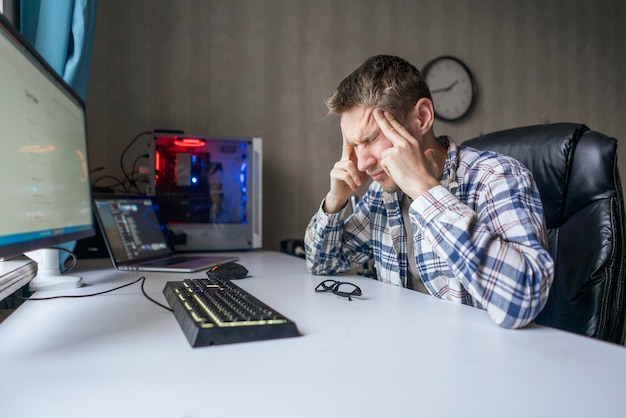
87,0,626,251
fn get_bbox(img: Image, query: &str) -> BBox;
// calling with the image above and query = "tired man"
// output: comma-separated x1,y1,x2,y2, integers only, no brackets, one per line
305,55,554,328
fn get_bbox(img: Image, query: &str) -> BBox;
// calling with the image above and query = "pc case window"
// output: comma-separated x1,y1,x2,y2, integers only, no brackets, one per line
148,134,262,251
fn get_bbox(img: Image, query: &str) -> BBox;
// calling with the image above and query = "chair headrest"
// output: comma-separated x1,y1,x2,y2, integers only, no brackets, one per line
464,123,618,228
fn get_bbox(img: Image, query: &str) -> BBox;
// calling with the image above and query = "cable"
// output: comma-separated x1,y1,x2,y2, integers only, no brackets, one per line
16,276,174,312
53,246,78,273
91,174,126,189
139,278,173,312
120,131,151,192
129,153,149,193
19,277,143,300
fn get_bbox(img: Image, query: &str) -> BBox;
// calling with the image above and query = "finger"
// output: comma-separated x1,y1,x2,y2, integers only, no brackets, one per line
373,109,412,147
340,139,354,161
331,162,361,190
382,111,414,143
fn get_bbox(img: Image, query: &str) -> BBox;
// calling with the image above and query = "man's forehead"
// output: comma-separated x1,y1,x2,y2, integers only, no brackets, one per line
340,106,378,143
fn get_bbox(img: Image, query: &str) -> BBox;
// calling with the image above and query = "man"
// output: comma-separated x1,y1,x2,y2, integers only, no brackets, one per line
305,55,554,329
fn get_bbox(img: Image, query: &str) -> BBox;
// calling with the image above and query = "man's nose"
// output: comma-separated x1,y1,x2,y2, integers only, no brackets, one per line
355,147,375,172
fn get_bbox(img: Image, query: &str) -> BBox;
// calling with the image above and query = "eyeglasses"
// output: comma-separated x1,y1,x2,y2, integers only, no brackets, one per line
315,279,362,301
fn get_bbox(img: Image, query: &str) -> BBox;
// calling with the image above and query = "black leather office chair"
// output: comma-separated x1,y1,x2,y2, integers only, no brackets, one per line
465,123,626,344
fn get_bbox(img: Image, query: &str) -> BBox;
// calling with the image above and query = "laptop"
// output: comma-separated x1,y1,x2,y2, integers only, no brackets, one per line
92,195,238,272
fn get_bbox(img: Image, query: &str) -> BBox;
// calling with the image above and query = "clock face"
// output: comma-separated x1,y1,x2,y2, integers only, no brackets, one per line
423,56,476,121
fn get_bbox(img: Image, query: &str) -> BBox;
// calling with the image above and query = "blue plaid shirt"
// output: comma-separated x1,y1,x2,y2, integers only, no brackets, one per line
305,139,554,329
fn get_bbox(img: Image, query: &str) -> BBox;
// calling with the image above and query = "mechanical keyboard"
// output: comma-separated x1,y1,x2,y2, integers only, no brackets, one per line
163,277,300,347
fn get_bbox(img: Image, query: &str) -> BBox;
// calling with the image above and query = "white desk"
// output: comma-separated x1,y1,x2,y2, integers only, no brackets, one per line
0,250,625,418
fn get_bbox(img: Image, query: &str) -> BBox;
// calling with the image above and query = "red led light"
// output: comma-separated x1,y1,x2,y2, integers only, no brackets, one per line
174,137,206,147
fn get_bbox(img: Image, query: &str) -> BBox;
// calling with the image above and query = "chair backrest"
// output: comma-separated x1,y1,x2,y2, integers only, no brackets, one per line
465,123,626,344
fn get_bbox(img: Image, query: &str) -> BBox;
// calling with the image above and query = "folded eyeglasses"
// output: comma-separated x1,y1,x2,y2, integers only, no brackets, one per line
315,279,362,301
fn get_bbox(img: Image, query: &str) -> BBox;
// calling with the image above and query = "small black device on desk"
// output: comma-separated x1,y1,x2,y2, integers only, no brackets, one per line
163,277,300,347
207,262,249,280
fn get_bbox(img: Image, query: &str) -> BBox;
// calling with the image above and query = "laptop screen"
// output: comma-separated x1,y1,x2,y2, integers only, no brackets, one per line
94,197,174,264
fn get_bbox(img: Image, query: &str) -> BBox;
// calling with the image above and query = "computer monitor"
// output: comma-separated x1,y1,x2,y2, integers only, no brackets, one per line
0,14,94,290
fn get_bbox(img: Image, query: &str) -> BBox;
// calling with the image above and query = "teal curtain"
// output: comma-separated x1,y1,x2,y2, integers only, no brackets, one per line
19,0,98,101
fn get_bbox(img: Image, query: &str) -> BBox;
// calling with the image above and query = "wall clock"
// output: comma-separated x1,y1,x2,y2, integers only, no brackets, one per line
422,56,477,122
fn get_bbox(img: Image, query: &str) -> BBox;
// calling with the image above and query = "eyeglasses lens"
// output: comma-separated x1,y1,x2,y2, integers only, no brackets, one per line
334,282,362,298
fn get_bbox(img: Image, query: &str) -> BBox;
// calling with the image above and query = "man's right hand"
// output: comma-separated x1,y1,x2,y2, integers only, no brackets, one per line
323,140,369,213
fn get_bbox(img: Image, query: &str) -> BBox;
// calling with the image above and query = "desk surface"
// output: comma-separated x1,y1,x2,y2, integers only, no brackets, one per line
0,250,625,418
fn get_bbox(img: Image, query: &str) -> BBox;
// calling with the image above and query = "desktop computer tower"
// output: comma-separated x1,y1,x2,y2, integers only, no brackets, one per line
147,132,262,251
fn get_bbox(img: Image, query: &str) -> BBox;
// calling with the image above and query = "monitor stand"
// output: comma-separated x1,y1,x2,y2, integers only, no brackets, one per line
24,248,82,291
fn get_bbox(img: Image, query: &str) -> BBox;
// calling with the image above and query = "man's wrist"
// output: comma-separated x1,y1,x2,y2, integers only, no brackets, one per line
323,194,348,213
405,179,441,200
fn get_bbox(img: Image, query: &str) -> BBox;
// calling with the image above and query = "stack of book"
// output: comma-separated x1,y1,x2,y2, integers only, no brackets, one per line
0,257,37,302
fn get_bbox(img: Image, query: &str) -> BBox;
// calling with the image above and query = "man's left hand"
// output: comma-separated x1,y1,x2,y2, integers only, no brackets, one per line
373,109,440,198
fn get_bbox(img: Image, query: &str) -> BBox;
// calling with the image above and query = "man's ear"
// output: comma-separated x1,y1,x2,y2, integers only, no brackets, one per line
413,98,435,134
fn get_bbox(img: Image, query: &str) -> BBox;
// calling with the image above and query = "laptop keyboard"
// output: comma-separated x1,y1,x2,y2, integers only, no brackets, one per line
147,256,197,267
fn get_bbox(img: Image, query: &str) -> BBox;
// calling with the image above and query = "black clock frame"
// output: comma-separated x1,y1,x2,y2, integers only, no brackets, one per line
422,55,477,122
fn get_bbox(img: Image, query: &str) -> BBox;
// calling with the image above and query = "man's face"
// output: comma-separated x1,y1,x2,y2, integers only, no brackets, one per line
340,106,398,192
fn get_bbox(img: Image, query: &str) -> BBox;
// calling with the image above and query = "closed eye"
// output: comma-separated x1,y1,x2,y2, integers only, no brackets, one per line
352,135,378,150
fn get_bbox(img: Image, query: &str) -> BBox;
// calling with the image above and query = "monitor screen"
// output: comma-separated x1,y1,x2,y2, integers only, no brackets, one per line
0,15,94,264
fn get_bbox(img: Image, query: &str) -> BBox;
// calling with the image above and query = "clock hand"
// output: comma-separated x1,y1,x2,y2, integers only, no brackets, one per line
430,80,458,94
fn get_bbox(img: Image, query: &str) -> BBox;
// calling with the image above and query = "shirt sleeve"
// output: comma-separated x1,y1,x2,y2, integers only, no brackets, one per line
410,167,554,329
304,196,373,275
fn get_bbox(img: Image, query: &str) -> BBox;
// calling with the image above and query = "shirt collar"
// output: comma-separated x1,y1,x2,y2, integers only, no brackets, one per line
438,136,459,193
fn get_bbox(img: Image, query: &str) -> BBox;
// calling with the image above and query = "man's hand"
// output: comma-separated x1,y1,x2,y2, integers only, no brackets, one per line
324,140,369,213
373,109,440,199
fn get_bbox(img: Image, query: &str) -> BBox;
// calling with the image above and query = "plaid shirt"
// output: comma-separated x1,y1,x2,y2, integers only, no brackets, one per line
305,139,554,329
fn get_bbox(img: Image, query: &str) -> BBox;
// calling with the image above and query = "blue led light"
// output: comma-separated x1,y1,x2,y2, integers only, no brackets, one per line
240,160,248,223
